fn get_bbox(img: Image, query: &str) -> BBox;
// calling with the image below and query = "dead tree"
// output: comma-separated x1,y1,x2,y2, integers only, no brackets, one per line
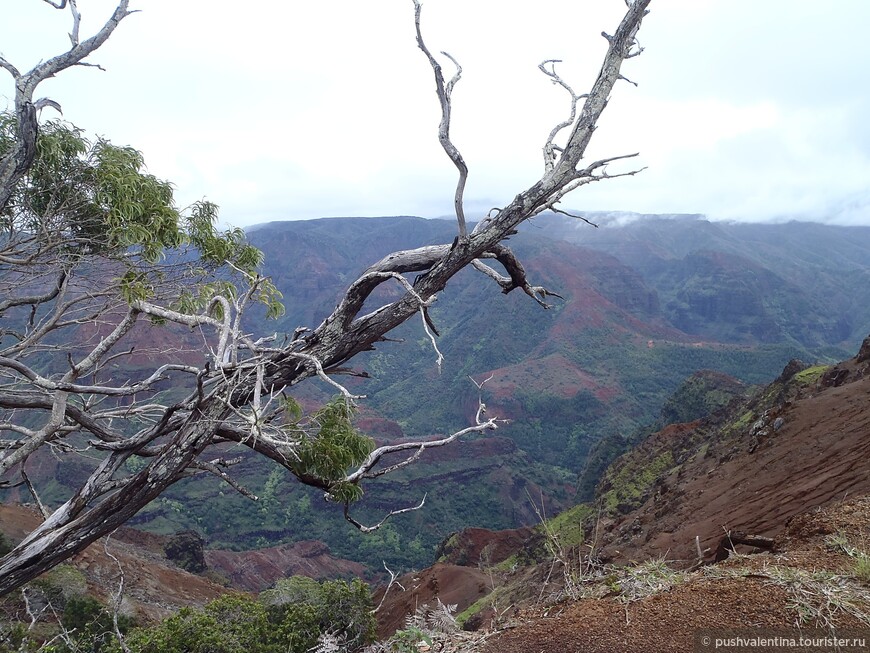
0,0,652,594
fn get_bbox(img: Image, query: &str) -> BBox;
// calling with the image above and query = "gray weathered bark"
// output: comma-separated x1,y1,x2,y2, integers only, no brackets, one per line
0,0,652,594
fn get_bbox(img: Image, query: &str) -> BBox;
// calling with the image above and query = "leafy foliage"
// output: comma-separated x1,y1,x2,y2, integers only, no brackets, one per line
57,595,134,653
0,533,12,558
658,370,744,426
0,112,282,314
288,399,375,504
118,580,374,653
117,595,273,653
0,591,132,653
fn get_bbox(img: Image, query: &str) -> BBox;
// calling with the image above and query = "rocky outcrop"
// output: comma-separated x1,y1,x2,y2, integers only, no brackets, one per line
658,369,744,426
163,530,207,573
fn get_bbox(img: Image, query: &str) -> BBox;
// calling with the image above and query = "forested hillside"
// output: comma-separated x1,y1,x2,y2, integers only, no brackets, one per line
121,214,870,571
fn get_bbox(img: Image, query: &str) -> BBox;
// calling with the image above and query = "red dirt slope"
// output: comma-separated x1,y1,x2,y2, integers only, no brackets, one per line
597,352,870,567
373,562,492,639
205,540,367,592
0,504,225,622
483,496,870,653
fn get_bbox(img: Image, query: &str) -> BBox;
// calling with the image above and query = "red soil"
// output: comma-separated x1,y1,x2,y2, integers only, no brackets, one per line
598,357,870,567
484,496,870,652
205,540,367,593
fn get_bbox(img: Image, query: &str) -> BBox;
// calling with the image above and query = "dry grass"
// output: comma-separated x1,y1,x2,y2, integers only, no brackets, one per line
826,532,870,584
704,559,870,629
854,554,870,584
615,558,687,603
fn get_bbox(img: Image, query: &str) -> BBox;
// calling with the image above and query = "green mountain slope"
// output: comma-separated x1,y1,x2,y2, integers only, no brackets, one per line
124,215,868,572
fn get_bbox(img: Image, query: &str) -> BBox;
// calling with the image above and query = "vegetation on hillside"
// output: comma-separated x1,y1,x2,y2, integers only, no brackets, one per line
0,575,374,653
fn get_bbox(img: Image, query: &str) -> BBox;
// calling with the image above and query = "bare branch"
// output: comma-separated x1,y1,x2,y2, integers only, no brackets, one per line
103,536,132,653
575,152,642,178
539,59,587,173
23,1,133,91
472,244,564,308
526,154,646,220
367,447,427,481
420,307,444,372
548,206,599,228
344,418,498,485
67,0,82,47
21,588,46,631
470,373,495,425
132,299,222,331
344,495,426,533
413,0,468,240
0,57,20,78
33,98,63,114
187,459,258,500
0,271,66,312
374,562,404,613
286,352,364,402
68,309,138,378
0,0,134,213
0,356,200,397
21,466,50,519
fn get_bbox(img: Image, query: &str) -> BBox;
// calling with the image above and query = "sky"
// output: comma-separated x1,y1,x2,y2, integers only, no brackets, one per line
2,0,870,228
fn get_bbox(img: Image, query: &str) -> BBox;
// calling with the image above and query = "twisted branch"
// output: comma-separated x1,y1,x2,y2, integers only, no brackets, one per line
413,0,468,240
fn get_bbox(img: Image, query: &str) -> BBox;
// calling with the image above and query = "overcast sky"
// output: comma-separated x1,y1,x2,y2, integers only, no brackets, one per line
2,0,870,227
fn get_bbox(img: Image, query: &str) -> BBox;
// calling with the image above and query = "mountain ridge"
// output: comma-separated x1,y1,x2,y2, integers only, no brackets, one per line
127,213,869,571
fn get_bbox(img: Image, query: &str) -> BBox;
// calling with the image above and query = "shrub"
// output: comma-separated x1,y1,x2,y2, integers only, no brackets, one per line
57,595,134,653
119,577,375,653
0,532,13,557
118,595,272,653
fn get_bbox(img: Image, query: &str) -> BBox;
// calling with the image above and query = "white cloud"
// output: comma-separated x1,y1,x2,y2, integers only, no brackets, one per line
2,0,870,226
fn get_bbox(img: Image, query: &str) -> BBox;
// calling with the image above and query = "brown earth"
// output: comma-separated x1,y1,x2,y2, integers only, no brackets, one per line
374,526,542,637
385,345,870,651
438,526,537,568
597,354,870,568
1,503,372,609
0,504,225,622
373,562,493,639
481,496,870,652
205,540,367,592
408,496,870,652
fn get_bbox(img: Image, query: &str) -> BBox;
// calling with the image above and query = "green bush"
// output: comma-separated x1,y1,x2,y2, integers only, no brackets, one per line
55,595,134,653
0,531,13,557
119,577,375,653
263,576,375,651
118,595,273,653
